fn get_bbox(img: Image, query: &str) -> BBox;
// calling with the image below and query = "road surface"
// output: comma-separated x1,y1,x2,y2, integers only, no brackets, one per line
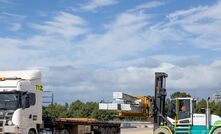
121,128,153,134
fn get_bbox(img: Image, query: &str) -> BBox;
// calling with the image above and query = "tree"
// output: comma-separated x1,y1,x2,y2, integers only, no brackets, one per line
170,91,191,99
43,103,67,118
194,99,206,113
194,99,221,117
67,100,84,117
43,100,117,121
91,109,116,121
213,102,221,116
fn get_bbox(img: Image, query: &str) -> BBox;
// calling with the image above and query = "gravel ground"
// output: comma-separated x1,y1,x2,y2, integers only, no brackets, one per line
121,128,153,134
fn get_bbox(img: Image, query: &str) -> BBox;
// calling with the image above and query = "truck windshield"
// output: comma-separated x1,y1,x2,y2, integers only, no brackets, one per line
0,93,20,110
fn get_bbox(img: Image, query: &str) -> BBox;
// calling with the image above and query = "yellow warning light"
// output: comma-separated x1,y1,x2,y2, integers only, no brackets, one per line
0,77,5,81
36,85,43,91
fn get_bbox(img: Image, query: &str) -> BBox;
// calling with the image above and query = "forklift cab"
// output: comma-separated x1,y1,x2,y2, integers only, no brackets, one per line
168,98,194,125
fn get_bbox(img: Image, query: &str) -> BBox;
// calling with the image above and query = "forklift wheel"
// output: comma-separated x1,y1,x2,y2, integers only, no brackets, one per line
213,128,221,134
154,128,170,134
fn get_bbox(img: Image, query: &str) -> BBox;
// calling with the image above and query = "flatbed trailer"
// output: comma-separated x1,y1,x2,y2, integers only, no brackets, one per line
41,117,121,134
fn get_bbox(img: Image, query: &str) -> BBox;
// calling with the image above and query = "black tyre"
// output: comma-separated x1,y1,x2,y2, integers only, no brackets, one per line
154,128,170,134
107,128,112,134
213,128,221,134
100,128,105,134
111,127,116,134
61,129,70,134
28,129,36,134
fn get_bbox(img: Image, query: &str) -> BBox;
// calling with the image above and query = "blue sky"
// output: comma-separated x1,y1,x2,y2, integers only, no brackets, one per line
1,0,221,103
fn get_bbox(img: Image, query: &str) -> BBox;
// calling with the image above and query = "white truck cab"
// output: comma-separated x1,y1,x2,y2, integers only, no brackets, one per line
0,70,42,134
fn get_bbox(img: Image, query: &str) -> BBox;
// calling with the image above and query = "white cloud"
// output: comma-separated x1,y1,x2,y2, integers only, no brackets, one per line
0,12,26,31
165,1,221,50
0,0,13,4
166,60,221,91
1,1,220,66
0,1,221,102
0,37,22,46
0,35,79,69
128,1,165,12
0,12,26,20
80,0,118,11
167,6,208,21
0,12,92,68
41,66,154,102
31,11,89,38
9,23,22,31
0,41,34,69
38,59,221,102
71,12,164,66
150,55,201,66
0,10,151,69
5,1,221,69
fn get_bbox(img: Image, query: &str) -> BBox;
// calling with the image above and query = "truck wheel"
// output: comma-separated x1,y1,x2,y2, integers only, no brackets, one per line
154,128,170,134
213,128,221,134
28,129,36,134
61,129,70,134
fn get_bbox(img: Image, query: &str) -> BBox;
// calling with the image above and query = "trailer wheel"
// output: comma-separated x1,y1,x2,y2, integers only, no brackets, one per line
154,128,170,134
104,128,109,134
28,129,36,134
213,128,221,134
111,127,116,134
100,128,106,134
107,128,112,134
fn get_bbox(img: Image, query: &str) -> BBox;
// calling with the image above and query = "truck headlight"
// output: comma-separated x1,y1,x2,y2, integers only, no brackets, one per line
7,120,13,126
5,112,13,126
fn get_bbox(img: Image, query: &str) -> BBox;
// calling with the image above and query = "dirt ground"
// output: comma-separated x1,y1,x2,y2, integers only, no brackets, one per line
121,128,153,134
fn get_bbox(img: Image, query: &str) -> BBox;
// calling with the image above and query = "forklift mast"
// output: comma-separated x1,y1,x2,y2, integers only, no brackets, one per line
154,72,168,130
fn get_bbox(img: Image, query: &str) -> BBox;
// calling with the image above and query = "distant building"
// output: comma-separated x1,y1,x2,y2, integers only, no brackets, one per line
212,91,221,103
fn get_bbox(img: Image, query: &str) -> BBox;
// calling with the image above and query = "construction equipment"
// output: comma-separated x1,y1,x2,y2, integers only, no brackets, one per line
99,92,150,117
99,72,221,134
0,70,120,134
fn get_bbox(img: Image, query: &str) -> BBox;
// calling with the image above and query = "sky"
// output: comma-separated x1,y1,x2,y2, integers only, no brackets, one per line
0,0,221,103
